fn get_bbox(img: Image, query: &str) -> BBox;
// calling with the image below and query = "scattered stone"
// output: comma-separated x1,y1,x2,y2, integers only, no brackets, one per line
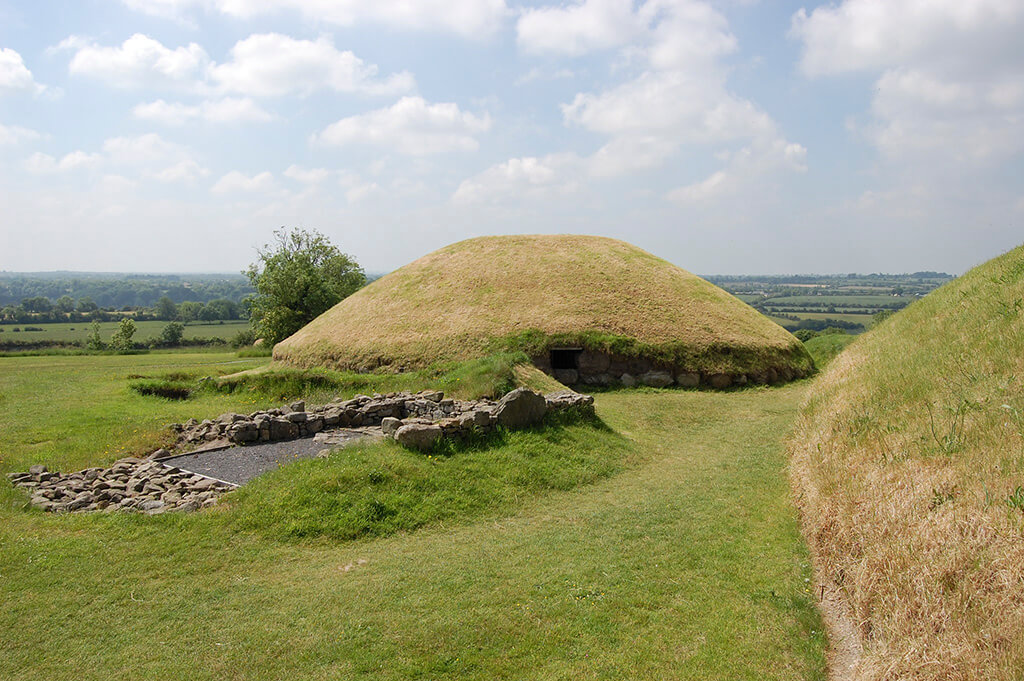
708,373,733,389
494,388,548,428
395,423,443,451
381,417,402,437
675,372,700,388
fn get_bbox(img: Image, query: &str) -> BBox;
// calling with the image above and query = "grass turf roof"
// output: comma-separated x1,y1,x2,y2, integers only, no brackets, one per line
789,243,1024,679
274,234,812,376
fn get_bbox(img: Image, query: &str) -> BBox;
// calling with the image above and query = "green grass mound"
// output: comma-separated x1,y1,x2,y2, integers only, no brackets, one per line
274,235,812,378
228,409,628,541
789,245,1024,679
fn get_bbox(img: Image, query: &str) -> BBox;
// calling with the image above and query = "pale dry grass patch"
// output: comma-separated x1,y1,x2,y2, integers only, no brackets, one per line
790,245,1024,680
275,235,810,375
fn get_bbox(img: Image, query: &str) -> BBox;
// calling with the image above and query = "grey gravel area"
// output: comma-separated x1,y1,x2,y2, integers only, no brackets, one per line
163,428,379,485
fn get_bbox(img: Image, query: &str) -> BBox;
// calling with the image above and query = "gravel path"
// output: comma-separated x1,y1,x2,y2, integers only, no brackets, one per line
163,428,379,485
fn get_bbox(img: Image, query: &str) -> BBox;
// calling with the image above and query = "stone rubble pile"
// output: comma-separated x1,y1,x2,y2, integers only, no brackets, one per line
171,388,594,451
7,459,231,515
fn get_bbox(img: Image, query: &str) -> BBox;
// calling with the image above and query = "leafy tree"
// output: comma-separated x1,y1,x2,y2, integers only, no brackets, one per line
77,297,98,313
246,228,365,345
793,329,818,342
55,295,76,314
159,322,185,346
21,296,52,313
85,320,104,351
109,318,136,352
177,301,203,323
155,296,178,320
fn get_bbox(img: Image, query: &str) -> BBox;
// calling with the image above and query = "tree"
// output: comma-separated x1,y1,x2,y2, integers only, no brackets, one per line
55,295,76,314
85,320,104,351
246,228,365,345
109,318,136,352
155,296,178,320
177,301,203,323
21,296,52,313
159,322,184,346
77,297,98,313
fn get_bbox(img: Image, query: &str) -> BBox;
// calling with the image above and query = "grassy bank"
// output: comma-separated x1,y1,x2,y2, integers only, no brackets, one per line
789,245,1024,679
1,351,824,679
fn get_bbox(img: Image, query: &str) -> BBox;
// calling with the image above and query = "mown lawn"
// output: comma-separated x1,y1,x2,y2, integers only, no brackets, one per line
0,352,825,680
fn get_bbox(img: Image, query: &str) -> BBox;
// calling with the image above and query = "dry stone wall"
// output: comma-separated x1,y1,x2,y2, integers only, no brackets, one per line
533,350,810,389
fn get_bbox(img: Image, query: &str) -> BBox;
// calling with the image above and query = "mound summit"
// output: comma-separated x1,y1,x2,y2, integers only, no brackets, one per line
274,235,813,388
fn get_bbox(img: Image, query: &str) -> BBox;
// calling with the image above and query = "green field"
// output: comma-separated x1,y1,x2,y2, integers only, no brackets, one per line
0,320,252,344
0,352,825,680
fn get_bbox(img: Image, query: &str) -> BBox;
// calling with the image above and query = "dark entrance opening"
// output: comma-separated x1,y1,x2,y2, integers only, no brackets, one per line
550,348,583,370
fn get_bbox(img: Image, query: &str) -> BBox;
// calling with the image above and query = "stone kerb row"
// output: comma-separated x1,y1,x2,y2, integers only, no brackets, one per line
534,350,810,389
173,389,594,450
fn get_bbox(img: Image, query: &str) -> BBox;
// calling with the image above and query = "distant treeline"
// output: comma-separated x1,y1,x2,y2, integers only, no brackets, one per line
0,273,253,308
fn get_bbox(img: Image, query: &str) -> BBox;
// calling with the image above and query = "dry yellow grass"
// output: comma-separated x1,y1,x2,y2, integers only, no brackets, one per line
789,245,1024,680
275,234,810,375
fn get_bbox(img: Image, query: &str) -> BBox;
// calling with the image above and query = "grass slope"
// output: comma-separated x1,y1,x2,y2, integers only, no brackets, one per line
1,351,824,680
789,245,1024,680
275,235,811,377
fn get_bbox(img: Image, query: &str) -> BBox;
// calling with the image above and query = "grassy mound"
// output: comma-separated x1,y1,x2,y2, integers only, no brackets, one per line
789,245,1024,679
228,409,627,541
274,235,812,378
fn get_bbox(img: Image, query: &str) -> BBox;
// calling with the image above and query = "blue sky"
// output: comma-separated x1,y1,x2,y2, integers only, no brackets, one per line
1,0,1021,274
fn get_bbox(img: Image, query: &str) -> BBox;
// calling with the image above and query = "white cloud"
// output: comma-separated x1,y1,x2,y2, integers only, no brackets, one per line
315,97,491,155
133,97,273,125
121,0,510,38
211,170,275,193
452,153,583,204
151,159,210,183
459,0,801,203
58,32,411,99
284,165,329,184
791,0,1024,163
208,34,414,98
62,33,208,89
666,139,806,204
23,133,202,180
25,150,102,173
0,47,46,95
517,0,645,56
102,133,190,164
0,122,41,145
515,67,575,86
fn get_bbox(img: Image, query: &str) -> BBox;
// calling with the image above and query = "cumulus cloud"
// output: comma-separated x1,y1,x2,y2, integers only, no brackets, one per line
517,0,645,56
284,165,330,184
24,133,203,180
208,33,413,97
61,34,208,89
0,122,41,145
463,0,801,203
452,153,583,203
211,170,275,193
58,33,412,98
151,159,210,183
315,97,491,155
791,0,1024,163
25,150,102,173
133,97,273,125
0,47,47,95
121,0,510,38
